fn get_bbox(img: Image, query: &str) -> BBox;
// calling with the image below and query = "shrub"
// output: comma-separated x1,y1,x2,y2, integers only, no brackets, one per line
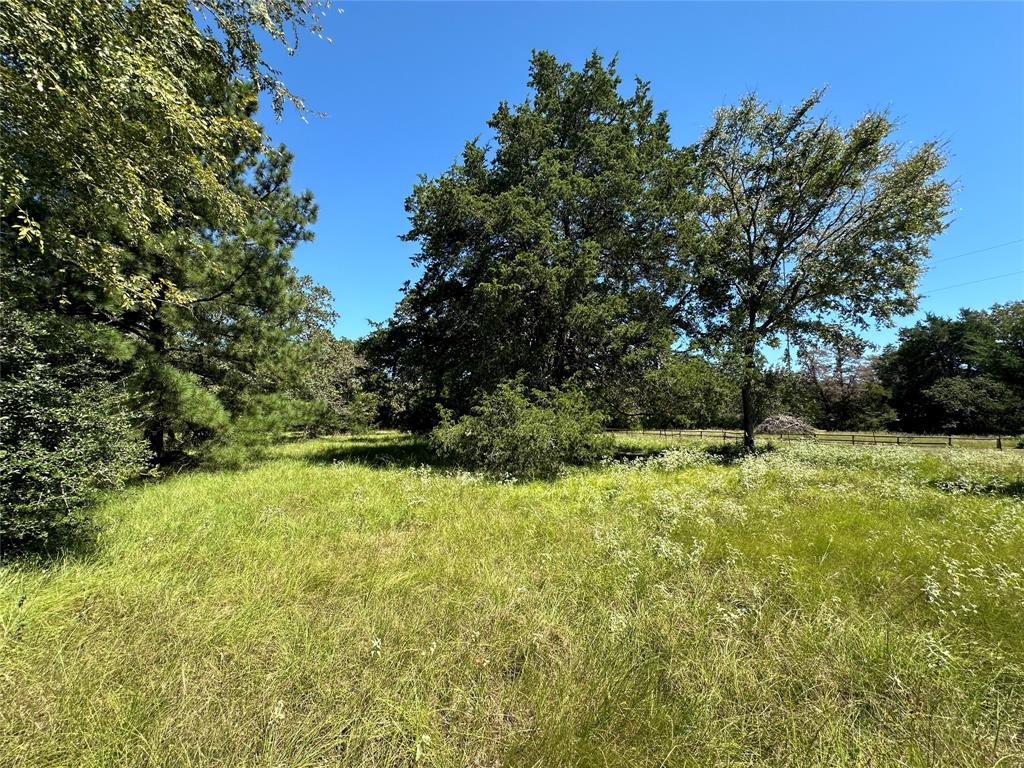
201,393,310,469
1,309,148,556
430,382,612,478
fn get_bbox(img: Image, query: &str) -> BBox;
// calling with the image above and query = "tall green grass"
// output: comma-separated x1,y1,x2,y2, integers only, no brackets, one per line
2,433,1022,766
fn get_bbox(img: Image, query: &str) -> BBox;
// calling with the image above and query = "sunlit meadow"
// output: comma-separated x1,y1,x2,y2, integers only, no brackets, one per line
2,434,1022,766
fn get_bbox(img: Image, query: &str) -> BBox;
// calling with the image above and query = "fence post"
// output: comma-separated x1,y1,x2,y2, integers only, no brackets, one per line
947,435,952,447
851,434,855,445
997,436,1003,450
896,435,900,446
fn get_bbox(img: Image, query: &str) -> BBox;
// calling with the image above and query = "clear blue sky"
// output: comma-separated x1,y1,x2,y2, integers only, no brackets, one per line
260,1,1024,346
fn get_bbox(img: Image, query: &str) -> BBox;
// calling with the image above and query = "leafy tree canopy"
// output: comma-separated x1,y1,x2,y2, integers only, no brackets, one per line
1,0,329,305
1,0,337,552
22,86,331,462
118,127,331,461
682,90,950,446
797,343,896,432
299,331,378,435
877,302,1024,434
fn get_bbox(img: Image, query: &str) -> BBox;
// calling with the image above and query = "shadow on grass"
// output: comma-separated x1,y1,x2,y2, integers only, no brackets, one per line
305,432,784,478
707,442,777,463
304,433,448,470
613,442,776,467
0,519,103,568
998,480,1024,498
307,433,648,477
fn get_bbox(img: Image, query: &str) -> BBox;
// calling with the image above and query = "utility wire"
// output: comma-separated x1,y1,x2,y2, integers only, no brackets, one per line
920,269,1024,296
927,238,1023,266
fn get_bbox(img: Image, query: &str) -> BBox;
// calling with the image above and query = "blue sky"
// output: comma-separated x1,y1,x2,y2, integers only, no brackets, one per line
260,1,1024,346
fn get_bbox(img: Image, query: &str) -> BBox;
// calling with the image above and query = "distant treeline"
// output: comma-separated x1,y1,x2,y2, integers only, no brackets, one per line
362,301,1023,438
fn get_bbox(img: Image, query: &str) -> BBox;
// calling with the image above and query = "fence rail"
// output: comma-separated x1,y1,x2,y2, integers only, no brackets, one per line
608,428,1012,450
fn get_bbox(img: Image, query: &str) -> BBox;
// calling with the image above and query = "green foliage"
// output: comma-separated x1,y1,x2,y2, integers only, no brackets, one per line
124,139,328,461
682,90,951,446
924,376,1022,435
2,1,334,469
878,302,1024,434
609,353,740,428
0,307,148,556
365,51,691,428
201,394,308,469
368,66,952,444
747,366,818,427
430,381,612,478
0,0,326,304
299,332,378,435
5,91,332,464
797,344,897,431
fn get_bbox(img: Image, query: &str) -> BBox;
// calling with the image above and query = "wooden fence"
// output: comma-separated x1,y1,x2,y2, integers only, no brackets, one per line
609,428,1013,450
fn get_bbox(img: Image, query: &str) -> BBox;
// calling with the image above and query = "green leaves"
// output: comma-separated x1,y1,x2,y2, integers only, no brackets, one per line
1,0,323,306
0,305,149,556
682,89,951,444
429,380,612,479
877,303,1024,434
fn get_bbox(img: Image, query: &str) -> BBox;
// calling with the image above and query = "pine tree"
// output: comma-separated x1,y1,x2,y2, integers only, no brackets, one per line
4,85,332,463
365,51,696,428
122,117,331,462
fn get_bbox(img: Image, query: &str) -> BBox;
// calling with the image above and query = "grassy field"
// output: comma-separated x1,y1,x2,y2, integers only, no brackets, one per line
2,434,1023,767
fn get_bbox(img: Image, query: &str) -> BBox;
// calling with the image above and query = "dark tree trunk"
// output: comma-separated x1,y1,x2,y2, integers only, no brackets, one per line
741,305,759,451
741,377,755,451
145,263,168,464
147,425,165,463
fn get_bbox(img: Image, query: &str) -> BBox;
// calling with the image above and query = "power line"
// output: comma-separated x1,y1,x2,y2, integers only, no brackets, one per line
928,238,1024,266
920,269,1024,296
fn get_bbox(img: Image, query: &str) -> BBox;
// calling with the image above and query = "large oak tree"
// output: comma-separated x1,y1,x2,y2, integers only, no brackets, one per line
684,91,950,448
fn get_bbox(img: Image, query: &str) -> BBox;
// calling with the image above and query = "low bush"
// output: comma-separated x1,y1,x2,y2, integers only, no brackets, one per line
0,308,148,556
430,381,612,478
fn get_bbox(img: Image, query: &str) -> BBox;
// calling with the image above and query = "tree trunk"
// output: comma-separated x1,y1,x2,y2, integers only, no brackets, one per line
740,320,758,450
741,377,755,451
145,263,168,464
147,424,165,463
